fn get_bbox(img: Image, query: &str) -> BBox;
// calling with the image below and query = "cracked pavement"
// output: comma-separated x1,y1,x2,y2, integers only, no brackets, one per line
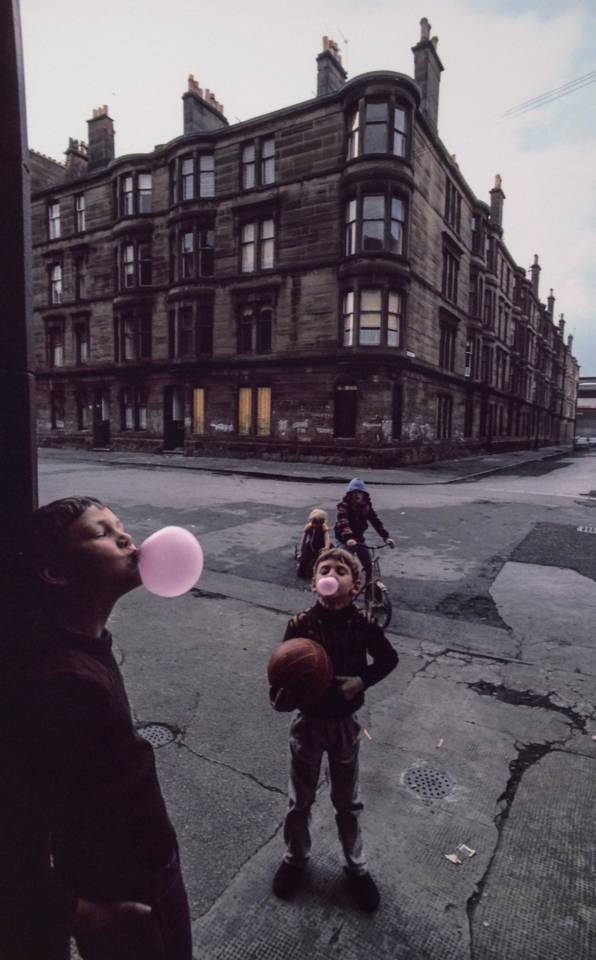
40,449,596,959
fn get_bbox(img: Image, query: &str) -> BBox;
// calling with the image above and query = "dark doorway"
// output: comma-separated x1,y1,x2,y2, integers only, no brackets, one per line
163,385,185,450
93,389,110,447
334,383,357,438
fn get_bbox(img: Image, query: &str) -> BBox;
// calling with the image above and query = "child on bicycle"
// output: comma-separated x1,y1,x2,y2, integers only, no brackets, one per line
296,508,331,579
335,479,394,583
270,546,399,912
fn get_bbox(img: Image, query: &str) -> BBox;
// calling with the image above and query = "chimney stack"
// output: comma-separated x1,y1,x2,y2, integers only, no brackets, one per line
86,105,114,171
411,18,444,133
64,137,88,179
489,174,505,231
183,74,227,134
316,36,347,96
567,334,573,353
547,288,555,317
529,254,541,298
558,313,565,339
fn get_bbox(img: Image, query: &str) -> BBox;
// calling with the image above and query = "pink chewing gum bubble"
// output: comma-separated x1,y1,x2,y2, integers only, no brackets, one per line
138,526,204,597
317,576,338,597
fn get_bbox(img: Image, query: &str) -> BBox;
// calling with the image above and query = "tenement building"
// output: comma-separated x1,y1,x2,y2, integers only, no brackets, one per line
30,20,579,466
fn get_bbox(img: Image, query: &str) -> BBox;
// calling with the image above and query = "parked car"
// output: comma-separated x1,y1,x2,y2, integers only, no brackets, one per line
574,436,593,449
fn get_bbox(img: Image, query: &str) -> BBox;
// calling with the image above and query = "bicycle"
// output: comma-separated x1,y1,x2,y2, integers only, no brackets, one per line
355,542,394,630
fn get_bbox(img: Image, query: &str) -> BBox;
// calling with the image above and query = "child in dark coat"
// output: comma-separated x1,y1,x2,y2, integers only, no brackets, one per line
335,478,394,583
270,547,398,912
296,508,332,579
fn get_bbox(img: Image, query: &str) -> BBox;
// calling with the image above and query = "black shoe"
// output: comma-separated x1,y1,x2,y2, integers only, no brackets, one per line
273,861,303,899
345,870,380,912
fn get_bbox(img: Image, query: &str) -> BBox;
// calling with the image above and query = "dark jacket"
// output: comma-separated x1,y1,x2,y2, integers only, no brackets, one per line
271,602,398,718
4,625,177,947
335,493,389,544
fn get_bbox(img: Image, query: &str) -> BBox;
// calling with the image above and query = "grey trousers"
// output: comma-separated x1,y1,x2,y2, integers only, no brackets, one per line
283,712,367,875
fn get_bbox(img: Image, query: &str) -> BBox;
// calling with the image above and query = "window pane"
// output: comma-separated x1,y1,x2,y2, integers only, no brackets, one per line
261,139,275,184
193,388,205,434
199,155,215,196
364,124,387,153
238,387,252,435
182,158,194,199
360,289,382,311
366,102,388,121
261,219,274,239
138,173,152,213
394,107,406,133
362,195,384,219
261,238,274,269
256,387,271,436
359,288,382,345
347,109,359,160
343,291,354,346
389,221,403,254
362,221,384,250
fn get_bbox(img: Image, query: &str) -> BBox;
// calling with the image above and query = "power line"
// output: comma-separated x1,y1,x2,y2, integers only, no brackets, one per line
499,68,596,119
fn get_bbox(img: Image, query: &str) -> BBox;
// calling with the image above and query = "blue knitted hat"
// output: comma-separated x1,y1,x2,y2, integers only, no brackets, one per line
347,478,368,493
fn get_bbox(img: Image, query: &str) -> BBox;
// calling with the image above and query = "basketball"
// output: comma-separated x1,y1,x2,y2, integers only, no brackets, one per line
267,637,333,707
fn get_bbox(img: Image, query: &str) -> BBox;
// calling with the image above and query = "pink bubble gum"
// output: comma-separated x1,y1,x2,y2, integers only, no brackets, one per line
317,576,338,597
138,526,204,597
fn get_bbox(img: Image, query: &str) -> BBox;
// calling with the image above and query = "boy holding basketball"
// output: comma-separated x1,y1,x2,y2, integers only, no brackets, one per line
270,547,398,912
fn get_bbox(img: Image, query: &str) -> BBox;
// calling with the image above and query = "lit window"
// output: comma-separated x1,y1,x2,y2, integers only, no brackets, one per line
238,386,271,436
238,386,252,435
256,386,271,436
193,387,205,434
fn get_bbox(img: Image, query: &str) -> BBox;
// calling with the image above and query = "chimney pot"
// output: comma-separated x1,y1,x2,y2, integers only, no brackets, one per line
87,105,114,171
316,35,347,96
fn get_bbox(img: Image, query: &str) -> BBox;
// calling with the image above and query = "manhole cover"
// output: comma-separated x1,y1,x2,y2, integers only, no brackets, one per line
577,526,596,534
136,723,176,747
404,766,453,801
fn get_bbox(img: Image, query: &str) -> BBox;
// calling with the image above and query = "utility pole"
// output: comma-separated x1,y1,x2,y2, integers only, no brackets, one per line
0,0,38,632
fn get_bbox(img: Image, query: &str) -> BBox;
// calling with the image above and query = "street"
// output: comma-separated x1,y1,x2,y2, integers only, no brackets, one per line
39,447,596,960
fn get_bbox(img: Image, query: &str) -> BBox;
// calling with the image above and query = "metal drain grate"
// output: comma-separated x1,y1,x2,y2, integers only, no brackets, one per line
405,766,453,801
136,723,176,748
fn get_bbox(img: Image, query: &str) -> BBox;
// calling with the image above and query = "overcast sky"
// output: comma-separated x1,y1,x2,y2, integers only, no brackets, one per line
20,0,596,373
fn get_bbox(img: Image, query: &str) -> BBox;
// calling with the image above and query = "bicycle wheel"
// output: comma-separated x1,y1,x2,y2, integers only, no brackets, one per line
364,583,392,630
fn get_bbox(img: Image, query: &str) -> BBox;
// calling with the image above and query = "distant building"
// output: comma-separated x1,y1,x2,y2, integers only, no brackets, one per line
29,20,579,466
576,377,596,437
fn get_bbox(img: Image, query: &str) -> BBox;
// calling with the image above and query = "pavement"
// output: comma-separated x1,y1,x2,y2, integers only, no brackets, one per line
112,567,596,960
39,442,573,486
54,441,595,960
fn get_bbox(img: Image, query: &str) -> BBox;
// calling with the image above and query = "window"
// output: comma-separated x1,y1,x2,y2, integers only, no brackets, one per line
439,321,456,371
483,287,495,329
138,174,152,214
344,193,407,256
115,307,152,361
442,248,459,304
174,153,215,201
240,219,275,272
74,257,86,301
75,193,86,232
74,320,89,364
76,392,89,430
261,138,275,185
50,264,63,304
237,304,273,354
238,386,271,436
481,343,492,384
192,387,205,434
174,225,214,281
437,394,453,439
342,287,402,348
50,390,65,429
117,172,152,216
168,302,213,358
464,336,473,378
346,99,408,160
48,202,61,240
469,270,483,320
117,240,152,289
121,387,147,430
334,383,357,438
444,179,462,233
471,215,484,257
241,138,275,189
47,322,64,367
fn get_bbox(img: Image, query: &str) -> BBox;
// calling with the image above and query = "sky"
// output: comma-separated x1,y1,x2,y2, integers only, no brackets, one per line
20,0,596,373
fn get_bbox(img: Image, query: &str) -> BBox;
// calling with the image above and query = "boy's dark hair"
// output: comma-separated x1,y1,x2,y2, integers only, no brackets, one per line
29,496,105,571
313,547,361,586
